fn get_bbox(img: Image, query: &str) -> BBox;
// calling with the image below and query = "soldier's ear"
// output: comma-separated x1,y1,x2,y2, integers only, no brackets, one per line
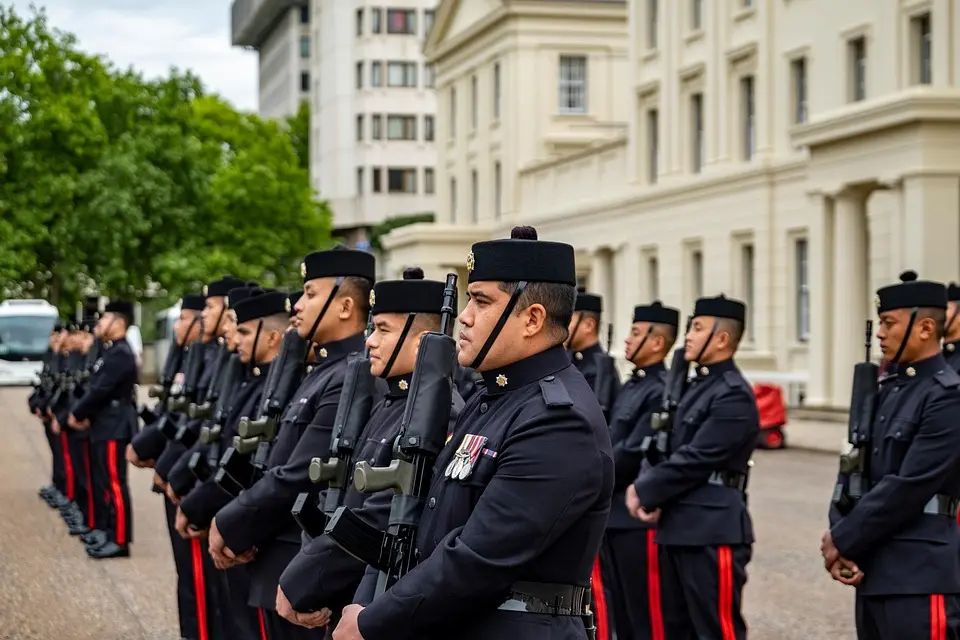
522,303,547,338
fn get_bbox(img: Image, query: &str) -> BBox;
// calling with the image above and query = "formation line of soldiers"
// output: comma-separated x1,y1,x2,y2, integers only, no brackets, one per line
27,228,960,640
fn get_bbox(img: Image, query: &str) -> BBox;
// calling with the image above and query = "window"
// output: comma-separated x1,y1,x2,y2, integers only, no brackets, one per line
648,256,659,299
471,170,479,222
741,75,755,161
796,238,809,341
791,57,807,124
356,62,364,89
373,168,382,193
356,8,363,36
494,161,502,219
424,65,435,88
300,5,310,24
387,115,417,140
647,0,658,49
691,92,704,173
371,61,383,87
300,36,310,59
849,37,866,102
558,55,587,114
424,168,435,194
741,243,755,340
372,8,382,34
691,249,704,298
387,168,417,193
387,62,417,87
372,114,383,140
470,75,478,130
691,0,703,30
387,9,416,35
424,115,435,141
356,115,364,142
493,62,501,120
356,167,364,195
647,108,659,184
300,72,310,92
450,178,458,221
424,9,436,36
913,13,932,85
449,88,457,137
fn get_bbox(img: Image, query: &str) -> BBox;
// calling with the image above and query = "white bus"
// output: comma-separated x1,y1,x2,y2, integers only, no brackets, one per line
0,299,59,386
154,303,180,380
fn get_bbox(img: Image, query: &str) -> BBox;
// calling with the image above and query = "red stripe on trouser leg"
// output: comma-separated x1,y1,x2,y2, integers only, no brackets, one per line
83,440,94,528
105,441,126,545
591,555,609,640
60,432,74,500
646,529,665,640
931,594,946,640
258,608,269,640
718,545,736,640
190,539,209,640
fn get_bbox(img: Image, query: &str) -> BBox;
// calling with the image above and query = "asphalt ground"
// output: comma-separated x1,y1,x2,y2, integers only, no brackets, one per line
0,387,855,639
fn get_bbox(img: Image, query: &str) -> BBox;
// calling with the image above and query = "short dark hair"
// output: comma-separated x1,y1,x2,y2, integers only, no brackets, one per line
579,310,600,334
497,281,576,343
917,307,946,339
652,323,678,350
262,313,290,333
717,318,744,349
411,312,442,334
337,276,373,318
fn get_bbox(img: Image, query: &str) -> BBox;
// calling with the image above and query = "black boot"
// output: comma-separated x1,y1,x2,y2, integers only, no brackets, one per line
87,542,129,559
82,529,108,549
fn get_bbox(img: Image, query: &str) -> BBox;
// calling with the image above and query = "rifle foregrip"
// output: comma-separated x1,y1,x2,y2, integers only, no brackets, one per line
325,506,388,570
231,436,260,455
199,425,221,444
354,459,406,493
309,457,340,484
189,402,213,419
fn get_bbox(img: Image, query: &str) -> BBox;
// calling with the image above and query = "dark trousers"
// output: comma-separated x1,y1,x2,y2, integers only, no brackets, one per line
660,544,750,640
600,528,665,640
220,565,262,640
91,439,132,544
262,608,328,640
45,421,67,494
856,592,960,639
67,434,95,529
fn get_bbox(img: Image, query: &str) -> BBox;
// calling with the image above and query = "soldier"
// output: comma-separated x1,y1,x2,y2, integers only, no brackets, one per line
68,300,140,559
276,267,460,635
822,271,960,639
209,248,375,639
567,290,622,411
599,301,679,640
942,282,960,370
34,323,67,507
626,294,757,640
332,225,613,640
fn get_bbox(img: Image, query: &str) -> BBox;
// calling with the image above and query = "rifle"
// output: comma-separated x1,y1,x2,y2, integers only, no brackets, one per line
142,340,185,427
642,315,693,466
325,273,458,595
832,320,878,517
188,344,233,421
292,313,376,537
160,339,206,445
592,324,617,417
188,352,245,483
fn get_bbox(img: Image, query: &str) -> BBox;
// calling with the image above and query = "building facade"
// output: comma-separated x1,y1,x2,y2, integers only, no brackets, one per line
381,0,960,409
231,0,312,119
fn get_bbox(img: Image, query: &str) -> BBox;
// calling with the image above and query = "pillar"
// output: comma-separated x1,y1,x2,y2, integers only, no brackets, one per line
612,244,640,357
829,189,869,408
589,248,613,321
804,193,833,407
900,174,960,282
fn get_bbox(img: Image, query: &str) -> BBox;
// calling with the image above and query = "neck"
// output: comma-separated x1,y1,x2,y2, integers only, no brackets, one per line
574,337,599,352
699,350,733,366
632,355,665,368
259,347,282,365
317,321,364,345
907,346,941,363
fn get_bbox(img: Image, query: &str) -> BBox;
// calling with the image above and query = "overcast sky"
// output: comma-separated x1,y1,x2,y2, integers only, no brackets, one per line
9,0,258,111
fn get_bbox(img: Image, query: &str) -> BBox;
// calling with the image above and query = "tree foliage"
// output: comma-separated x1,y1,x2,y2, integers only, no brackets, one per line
0,5,332,313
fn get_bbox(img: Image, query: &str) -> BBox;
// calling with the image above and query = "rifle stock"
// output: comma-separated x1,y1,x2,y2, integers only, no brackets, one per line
642,316,693,466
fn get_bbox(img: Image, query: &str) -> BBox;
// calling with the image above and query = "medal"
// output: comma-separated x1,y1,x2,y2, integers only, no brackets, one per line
457,458,473,481
444,457,456,478
452,455,465,478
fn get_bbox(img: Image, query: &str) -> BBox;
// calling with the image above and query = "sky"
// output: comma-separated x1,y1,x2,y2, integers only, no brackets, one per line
9,0,258,111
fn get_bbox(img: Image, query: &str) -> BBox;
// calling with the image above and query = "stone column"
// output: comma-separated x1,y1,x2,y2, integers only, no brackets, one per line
589,249,613,321
804,192,833,407
830,189,870,408
612,244,640,356
900,174,960,282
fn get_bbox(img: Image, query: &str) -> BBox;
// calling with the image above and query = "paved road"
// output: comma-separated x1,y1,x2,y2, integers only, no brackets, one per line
0,387,856,639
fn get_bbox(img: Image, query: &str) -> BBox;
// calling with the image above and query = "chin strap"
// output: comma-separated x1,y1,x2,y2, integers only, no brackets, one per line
470,281,528,370
380,313,416,379
303,277,344,364
627,326,654,366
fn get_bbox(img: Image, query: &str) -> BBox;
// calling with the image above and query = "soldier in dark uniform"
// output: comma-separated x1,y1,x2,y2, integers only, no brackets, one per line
209,248,375,639
68,300,139,559
34,322,68,507
599,301,679,640
942,283,960,370
332,225,614,640
276,267,461,636
453,364,484,403
822,271,960,639
627,294,758,640
567,291,622,412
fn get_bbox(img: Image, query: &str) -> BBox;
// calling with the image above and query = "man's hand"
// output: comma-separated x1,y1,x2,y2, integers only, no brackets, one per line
126,444,148,468
165,484,181,505
637,507,661,523
152,472,167,492
829,558,864,586
626,485,661,522
332,604,366,640
208,519,255,570
51,417,61,435
820,530,840,570
276,586,332,629
67,414,90,431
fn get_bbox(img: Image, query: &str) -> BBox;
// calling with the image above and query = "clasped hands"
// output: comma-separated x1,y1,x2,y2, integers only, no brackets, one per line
66,413,90,431
207,518,256,570
625,485,661,523
820,530,863,587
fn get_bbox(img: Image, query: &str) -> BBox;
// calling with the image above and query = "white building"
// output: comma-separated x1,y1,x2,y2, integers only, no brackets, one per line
231,0,312,119
380,0,960,410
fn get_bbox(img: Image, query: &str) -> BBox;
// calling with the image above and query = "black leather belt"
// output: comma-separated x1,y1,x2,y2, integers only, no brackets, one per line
924,494,960,517
708,470,748,492
498,581,589,616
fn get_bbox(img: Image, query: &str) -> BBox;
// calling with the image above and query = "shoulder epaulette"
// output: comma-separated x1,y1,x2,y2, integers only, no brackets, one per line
934,367,960,389
539,375,573,408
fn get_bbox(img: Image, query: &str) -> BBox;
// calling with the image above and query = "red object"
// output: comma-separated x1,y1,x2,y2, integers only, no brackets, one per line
753,384,787,429
191,539,209,640
930,593,946,640
646,530,665,640
60,431,75,500
590,555,609,640
717,545,737,640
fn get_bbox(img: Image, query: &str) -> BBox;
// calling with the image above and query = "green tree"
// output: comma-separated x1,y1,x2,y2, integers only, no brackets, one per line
286,99,310,171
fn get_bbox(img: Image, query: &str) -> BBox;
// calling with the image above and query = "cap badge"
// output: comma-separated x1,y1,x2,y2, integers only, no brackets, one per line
369,290,376,306
202,285,208,296
874,295,881,309
496,374,507,388
285,298,292,313
466,251,475,273
300,262,307,278
398,379,409,391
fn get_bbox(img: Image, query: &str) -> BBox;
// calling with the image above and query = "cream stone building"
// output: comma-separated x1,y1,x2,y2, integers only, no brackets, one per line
380,0,960,410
